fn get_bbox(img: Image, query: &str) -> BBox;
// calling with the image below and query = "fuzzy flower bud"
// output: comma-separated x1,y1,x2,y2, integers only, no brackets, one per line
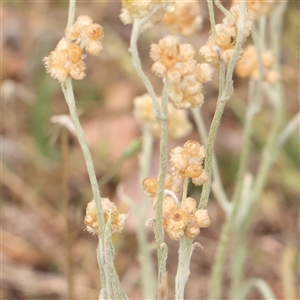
182,197,197,214
195,209,211,228
170,140,207,183
142,177,158,197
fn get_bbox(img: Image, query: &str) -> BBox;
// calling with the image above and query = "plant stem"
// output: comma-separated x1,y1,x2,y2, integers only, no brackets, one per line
192,108,230,214
237,278,277,299
61,79,106,237
175,236,193,300
199,0,246,210
181,176,189,208
61,129,74,300
228,2,287,297
137,128,156,299
214,0,232,20
206,0,216,35
228,80,262,299
206,1,247,297
67,0,76,27
61,78,108,287
130,14,161,120
154,79,170,285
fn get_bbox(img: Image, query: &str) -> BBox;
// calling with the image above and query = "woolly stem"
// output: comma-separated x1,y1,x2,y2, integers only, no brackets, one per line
67,0,76,27
199,0,246,210
175,236,193,300
154,79,170,285
207,1,247,298
137,128,156,299
130,11,161,120
191,108,230,214
206,0,216,35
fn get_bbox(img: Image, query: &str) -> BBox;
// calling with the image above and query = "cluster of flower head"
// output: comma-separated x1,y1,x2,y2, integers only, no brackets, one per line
150,35,214,109
44,15,104,83
235,45,279,84
133,93,192,139
84,198,128,235
120,0,175,31
142,140,211,240
199,5,252,67
161,0,203,36
232,0,273,19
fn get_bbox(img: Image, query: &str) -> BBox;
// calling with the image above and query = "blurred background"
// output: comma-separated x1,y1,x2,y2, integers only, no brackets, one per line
1,1,299,299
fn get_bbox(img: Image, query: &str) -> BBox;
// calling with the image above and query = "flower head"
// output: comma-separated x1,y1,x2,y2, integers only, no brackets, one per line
170,140,208,184
43,38,86,83
233,0,273,19
162,0,203,36
150,35,213,109
133,93,192,139
65,15,104,56
142,140,211,241
120,0,175,31
199,4,252,67
84,198,128,235
44,15,104,83
235,45,279,84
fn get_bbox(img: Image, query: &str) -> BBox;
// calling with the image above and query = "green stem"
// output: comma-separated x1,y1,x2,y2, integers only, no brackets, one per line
191,108,230,214
67,0,76,28
154,79,170,285
137,128,156,299
61,129,74,300
228,2,287,297
199,0,246,210
175,236,193,300
206,0,216,35
61,78,107,284
214,0,232,20
62,79,127,299
198,99,226,210
181,176,189,208
238,278,277,299
130,13,161,120
61,79,106,237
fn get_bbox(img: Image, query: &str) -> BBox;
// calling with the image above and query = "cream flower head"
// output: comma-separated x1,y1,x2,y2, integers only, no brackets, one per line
162,0,203,36
199,4,252,67
133,93,192,139
235,45,279,84
142,141,211,241
232,0,273,19
169,140,208,185
65,15,104,56
84,198,128,235
43,38,86,83
150,36,213,109
120,0,175,31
